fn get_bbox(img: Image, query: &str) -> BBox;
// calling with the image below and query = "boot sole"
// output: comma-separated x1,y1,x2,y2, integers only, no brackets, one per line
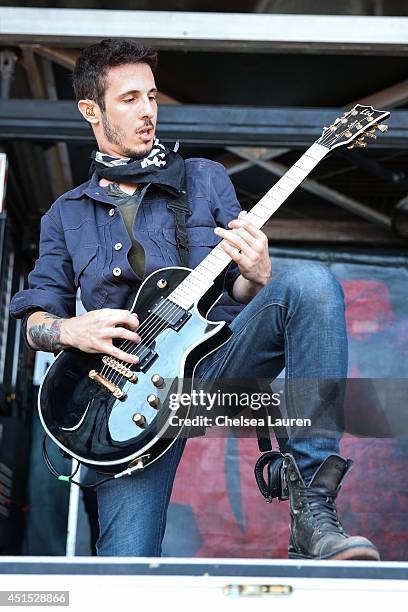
289,545,380,561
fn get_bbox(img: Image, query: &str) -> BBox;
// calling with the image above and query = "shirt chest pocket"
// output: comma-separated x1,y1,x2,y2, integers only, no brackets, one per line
162,226,221,268
72,245,108,309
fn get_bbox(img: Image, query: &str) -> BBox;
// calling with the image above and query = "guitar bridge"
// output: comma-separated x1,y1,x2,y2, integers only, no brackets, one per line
102,356,138,382
88,369,126,399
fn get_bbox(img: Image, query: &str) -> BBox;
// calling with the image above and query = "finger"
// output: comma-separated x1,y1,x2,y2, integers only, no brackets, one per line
214,227,251,254
228,218,267,241
100,343,139,365
106,309,139,328
238,210,248,218
110,327,141,344
126,311,140,329
231,226,264,252
218,239,245,263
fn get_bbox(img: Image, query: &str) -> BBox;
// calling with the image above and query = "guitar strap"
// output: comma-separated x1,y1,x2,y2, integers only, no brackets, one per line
253,378,274,453
255,413,273,452
166,163,191,267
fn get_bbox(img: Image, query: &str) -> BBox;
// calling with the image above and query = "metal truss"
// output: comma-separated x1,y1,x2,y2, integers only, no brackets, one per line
0,100,403,147
1,8,408,55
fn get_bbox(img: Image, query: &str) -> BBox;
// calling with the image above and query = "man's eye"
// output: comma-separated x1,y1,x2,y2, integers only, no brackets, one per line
149,96,157,101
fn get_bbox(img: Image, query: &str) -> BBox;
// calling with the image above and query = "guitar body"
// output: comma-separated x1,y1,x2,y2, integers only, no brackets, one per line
38,267,232,474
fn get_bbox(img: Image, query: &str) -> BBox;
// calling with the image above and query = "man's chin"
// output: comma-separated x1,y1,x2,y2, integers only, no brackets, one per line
124,141,154,159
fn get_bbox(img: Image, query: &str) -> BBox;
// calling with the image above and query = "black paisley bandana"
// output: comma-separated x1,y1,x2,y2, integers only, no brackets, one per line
90,137,185,195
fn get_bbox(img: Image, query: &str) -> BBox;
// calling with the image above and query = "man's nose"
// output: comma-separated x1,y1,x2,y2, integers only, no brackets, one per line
140,95,155,119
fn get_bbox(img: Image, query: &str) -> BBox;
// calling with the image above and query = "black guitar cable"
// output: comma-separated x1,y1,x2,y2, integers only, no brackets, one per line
41,435,116,489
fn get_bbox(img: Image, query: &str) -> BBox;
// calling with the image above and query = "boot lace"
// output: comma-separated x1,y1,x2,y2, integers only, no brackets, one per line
299,486,343,531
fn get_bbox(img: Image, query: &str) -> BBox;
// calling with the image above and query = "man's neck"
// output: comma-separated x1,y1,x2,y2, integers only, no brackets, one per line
98,177,139,196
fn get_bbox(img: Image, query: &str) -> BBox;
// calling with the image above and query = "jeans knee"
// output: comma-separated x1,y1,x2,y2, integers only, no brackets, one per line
275,262,344,311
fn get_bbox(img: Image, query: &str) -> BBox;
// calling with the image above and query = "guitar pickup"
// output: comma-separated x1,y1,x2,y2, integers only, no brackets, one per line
136,344,158,372
150,302,191,331
168,309,191,331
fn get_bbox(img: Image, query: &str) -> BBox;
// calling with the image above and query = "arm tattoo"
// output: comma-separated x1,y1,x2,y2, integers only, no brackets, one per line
28,313,69,352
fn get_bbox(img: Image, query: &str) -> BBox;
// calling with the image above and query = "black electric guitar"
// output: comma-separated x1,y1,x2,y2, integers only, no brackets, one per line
39,104,390,475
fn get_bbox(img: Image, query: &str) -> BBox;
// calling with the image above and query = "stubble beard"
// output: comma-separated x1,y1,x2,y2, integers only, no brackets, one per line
101,112,154,159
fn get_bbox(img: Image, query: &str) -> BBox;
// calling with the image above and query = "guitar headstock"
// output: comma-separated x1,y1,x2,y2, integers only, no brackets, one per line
318,104,390,150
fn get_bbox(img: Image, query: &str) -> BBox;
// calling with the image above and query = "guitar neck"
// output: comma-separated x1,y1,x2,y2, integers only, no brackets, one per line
169,142,329,309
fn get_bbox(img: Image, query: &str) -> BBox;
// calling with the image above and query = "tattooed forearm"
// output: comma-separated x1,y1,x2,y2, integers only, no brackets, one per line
28,313,69,352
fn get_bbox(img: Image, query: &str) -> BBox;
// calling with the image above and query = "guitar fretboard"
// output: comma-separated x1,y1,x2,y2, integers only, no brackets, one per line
169,142,329,310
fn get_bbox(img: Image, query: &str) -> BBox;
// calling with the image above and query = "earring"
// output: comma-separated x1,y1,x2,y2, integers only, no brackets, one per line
86,106,95,117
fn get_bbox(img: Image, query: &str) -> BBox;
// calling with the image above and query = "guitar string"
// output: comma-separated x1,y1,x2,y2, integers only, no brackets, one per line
104,299,187,384
100,298,185,381
100,116,376,385
103,250,229,379
108,243,234,370
102,276,213,383
105,264,226,384
100,263,222,381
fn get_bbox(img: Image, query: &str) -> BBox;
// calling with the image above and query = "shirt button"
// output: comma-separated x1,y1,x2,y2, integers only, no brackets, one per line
114,242,123,251
113,267,122,277
109,208,115,216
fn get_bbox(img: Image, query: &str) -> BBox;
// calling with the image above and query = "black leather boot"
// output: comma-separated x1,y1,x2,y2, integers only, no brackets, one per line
285,453,380,560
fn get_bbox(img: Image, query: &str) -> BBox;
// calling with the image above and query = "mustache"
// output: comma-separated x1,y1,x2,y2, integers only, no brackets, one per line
138,120,155,131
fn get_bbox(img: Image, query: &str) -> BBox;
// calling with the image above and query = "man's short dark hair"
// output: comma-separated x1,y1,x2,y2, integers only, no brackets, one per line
73,38,158,111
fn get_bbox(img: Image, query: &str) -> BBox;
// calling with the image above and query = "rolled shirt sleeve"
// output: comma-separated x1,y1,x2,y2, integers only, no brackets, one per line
9,208,76,327
210,162,242,299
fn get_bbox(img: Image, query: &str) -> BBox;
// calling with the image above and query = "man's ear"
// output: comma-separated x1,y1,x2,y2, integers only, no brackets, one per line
78,99,100,125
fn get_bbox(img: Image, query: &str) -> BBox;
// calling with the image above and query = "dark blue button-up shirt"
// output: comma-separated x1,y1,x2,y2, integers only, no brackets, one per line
10,157,245,336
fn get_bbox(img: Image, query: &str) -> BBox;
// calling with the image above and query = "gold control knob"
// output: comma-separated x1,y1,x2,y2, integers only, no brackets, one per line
151,374,164,388
132,413,146,428
147,394,160,408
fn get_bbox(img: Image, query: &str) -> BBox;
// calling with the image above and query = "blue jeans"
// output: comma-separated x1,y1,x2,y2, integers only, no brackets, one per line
95,262,348,556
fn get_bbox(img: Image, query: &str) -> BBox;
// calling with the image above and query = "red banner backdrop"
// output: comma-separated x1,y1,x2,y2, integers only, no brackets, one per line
165,254,408,561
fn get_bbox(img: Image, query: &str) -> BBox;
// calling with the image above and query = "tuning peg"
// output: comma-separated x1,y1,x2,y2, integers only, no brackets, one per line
366,132,377,139
355,141,367,147
347,144,355,149
377,124,388,132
